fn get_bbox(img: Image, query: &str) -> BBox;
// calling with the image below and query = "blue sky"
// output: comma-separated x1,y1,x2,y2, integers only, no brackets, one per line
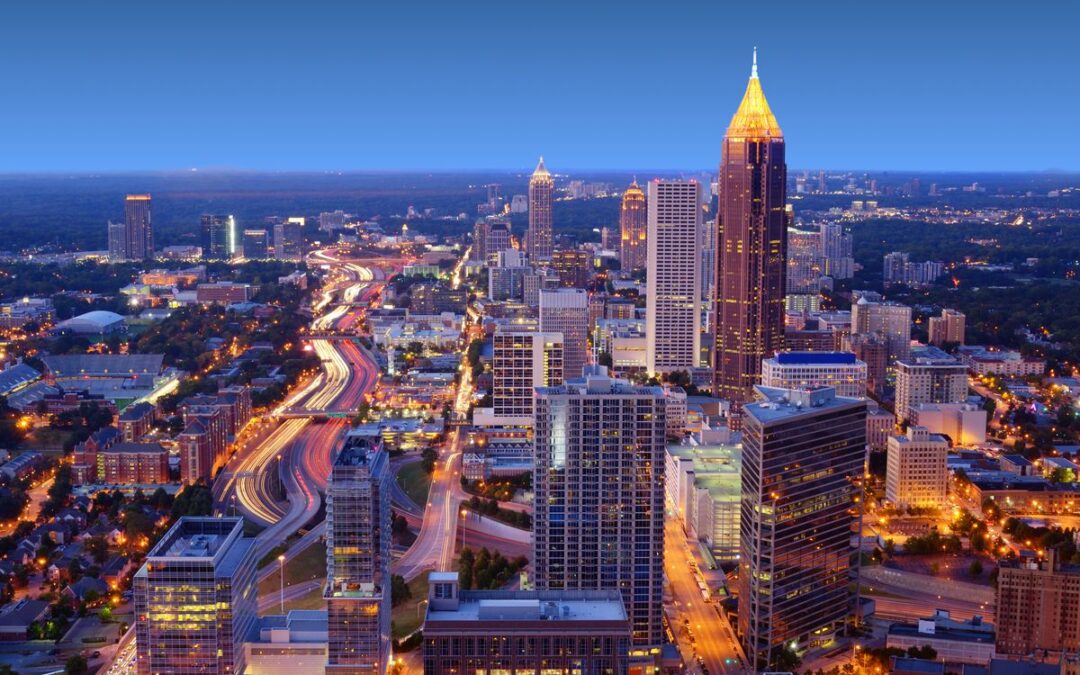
1,1,1077,172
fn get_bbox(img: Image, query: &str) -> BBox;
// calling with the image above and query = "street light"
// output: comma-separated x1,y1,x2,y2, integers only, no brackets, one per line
460,509,469,552
278,554,286,614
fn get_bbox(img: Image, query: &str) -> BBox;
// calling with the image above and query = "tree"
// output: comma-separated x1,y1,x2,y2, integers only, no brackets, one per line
390,574,411,607
64,655,88,675
420,448,438,475
968,560,984,577
1050,467,1077,484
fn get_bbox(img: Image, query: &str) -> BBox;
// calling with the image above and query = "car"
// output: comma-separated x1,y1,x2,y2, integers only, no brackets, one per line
92,651,101,658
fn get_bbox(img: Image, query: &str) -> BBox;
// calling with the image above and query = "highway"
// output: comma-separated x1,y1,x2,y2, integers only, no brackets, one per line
393,432,465,581
664,517,745,674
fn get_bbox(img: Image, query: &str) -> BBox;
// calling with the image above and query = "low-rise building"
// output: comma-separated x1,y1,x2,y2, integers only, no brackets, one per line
196,282,252,305
761,351,868,399
665,442,742,563
958,346,1045,377
243,610,328,675
423,572,631,675
887,610,995,665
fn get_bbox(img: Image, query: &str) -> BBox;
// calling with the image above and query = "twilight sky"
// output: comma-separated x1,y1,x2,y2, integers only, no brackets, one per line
1,1,1077,172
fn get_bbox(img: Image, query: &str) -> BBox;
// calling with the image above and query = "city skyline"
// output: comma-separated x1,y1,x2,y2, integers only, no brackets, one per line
2,3,1078,173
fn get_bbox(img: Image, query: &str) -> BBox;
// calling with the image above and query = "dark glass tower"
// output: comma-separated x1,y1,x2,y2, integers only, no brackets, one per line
124,194,154,260
714,51,787,402
526,156,554,261
738,386,866,670
201,214,233,260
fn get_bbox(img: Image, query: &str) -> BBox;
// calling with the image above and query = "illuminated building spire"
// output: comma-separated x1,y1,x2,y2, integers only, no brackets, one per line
726,48,782,141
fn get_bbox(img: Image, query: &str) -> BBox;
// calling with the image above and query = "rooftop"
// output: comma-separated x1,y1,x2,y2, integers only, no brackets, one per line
745,385,864,423
771,351,859,366
426,590,627,624
146,516,244,561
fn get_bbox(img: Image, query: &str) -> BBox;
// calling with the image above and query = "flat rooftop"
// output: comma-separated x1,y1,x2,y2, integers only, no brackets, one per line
146,516,244,560
745,385,863,424
427,590,627,624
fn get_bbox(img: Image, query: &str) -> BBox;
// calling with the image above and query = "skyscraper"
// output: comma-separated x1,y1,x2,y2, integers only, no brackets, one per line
539,288,589,381
533,366,666,646
646,179,702,375
619,179,647,272
124,194,154,260
201,214,236,260
107,220,127,261
325,429,391,673
242,228,270,259
714,51,787,402
738,386,867,669
491,325,563,424
527,157,554,261
552,248,590,288
273,219,304,260
133,517,257,674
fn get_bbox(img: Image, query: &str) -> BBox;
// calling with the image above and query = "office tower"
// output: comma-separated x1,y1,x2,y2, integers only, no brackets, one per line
619,179,647,272
739,386,867,669
134,517,257,674
819,222,854,279
526,157,554,261
488,249,528,301
539,288,589,381
484,221,512,266
107,220,127,261
851,297,912,363
761,351,868,399
786,227,825,294
522,268,559,308
928,308,966,346
242,228,269,260
123,194,154,260
843,332,889,396
533,366,666,646
701,215,718,303
319,210,348,232
470,220,488,262
274,219,304,260
996,548,1080,655
646,179,702,375
552,248,590,288
714,51,787,402
886,426,948,509
486,183,502,211
325,430,391,673
491,326,564,424
201,214,236,260
423,572,631,675
894,348,968,423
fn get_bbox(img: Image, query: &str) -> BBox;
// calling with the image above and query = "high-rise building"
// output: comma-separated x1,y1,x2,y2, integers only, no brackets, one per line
134,517,257,674
491,325,563,424
107,220,127,261
533,366,666,646
422,573,631,675
928,309,966,346
488,249,529,302
739,386,867,669
851,297,912,364
325,430,391,673
619,179,647,272
526,157,554,261
894,347,969,424
319,210,348,232
761,351,868,399
996,548,1080,656
714,52,787,402
484,221,512,266
273,219,303,260
242,229,270,259
646,179,702,375
109,195,154,261
539,288,589,381
201,214,236,260
125,194,154,260
886,426,948,509
820,222,854,279
552,248,590,288
470,220,489,262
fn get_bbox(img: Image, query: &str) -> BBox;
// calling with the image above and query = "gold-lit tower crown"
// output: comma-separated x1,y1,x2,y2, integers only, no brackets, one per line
726,48,783,141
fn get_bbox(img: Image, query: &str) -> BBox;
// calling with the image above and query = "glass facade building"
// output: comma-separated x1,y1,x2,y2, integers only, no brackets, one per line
533,366,666,646
325,430,391,674
738,386,867,669
133,517,257,674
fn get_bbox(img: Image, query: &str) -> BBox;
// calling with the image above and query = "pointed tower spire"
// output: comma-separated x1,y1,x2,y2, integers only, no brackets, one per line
533,155,550,178
751,47,758,79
